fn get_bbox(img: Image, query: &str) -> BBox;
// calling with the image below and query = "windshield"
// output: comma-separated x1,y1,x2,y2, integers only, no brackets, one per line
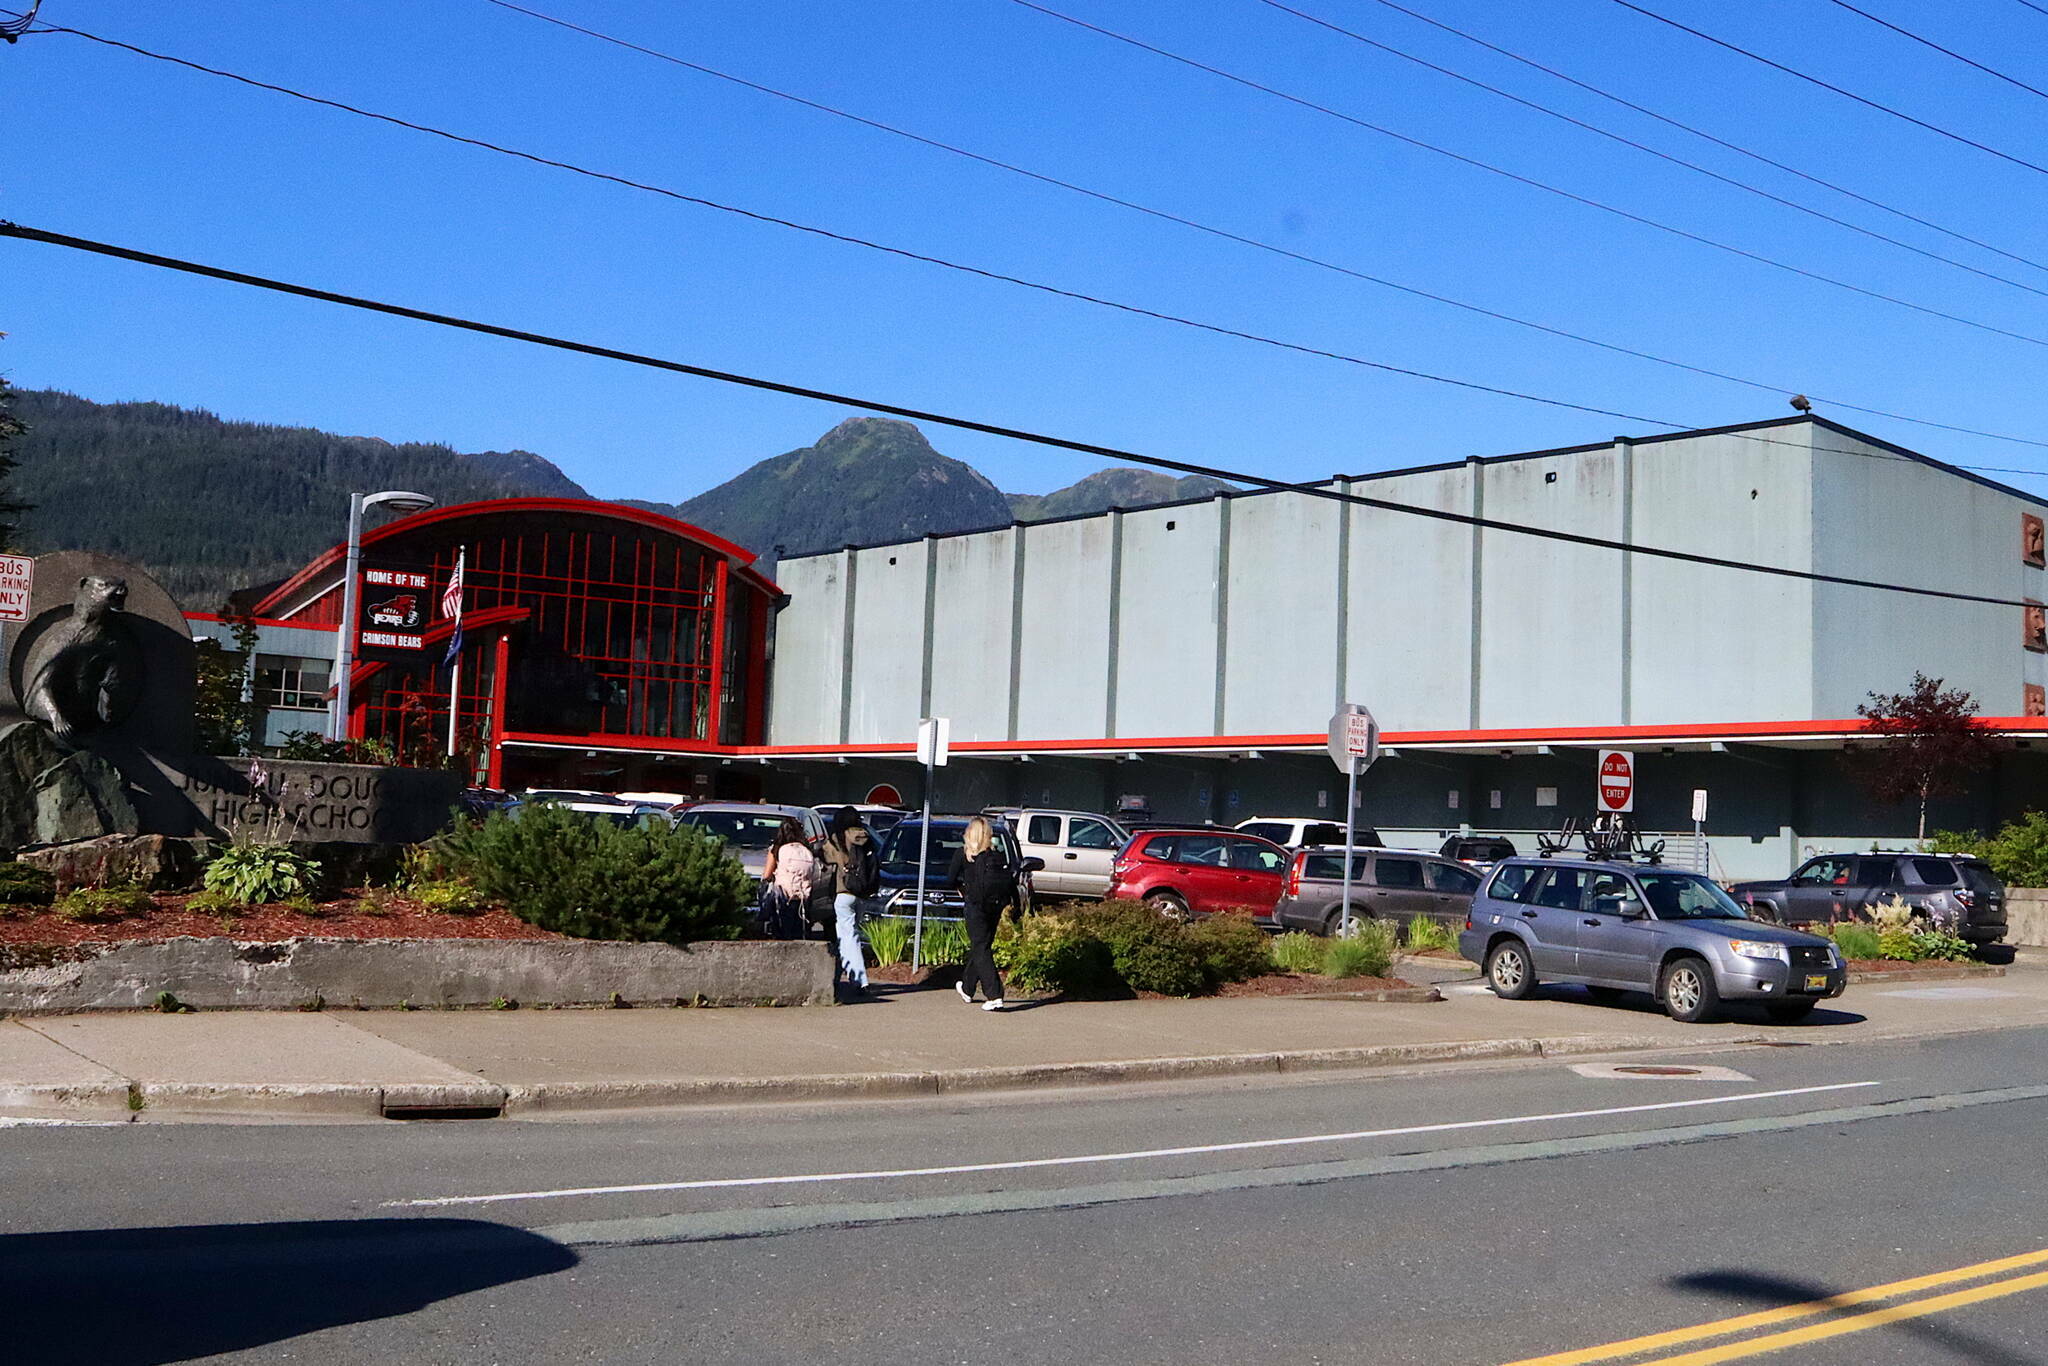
1638,871,1750,920
879,823,969,874
678,811,791,850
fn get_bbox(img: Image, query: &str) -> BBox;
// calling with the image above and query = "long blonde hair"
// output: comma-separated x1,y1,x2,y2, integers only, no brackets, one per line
962,815,994,860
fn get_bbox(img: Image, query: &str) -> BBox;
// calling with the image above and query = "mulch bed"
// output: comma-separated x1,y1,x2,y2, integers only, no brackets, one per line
1842,957,1991,974
0,891,562,947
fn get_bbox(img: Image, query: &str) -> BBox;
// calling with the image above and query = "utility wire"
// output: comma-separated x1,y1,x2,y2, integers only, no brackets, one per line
3,220,2042,610
1256,0,2048,300
1360,0,2048,280
1826,0,2048,103
2018,0,2048,19
475,0,2048,454
1611,0,2048,179
1009,0,2048,355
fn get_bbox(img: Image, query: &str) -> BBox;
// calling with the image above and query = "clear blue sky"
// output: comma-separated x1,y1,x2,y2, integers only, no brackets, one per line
8,0,2048,501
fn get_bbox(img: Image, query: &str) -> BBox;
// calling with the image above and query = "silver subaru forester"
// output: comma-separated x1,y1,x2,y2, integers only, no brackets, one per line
1457,856,1848,1024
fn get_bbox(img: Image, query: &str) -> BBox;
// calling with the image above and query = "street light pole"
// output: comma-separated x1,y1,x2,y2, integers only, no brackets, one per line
329,490,436,743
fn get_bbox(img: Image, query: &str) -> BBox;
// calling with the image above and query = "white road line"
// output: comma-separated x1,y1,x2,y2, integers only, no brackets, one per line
0,1116,125,1128
389,1080,1880,1209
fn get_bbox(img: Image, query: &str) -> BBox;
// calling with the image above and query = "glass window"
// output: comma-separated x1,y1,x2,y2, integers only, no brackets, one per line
1303,853,1349,882
877,823,967,874
1638,871,1749,920
1172,836,1231,867
1027,815,1062,846
1068,819,1118,850
1857,858,1898,888
677,811,789,850
1909,858,1959,886
253,654,331,711
1486,864,1541,902
1228,840,1286,872
1139,835,1178,863
1794,857,1852,886
1426,863,1481,894
1586,872,1637,915
1302,823,1346,846
1240,823,1290,844
1374,858,1424,889
1531,868,1589,910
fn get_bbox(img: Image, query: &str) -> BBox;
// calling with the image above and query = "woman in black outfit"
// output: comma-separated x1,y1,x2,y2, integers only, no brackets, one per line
947,815,1014,1011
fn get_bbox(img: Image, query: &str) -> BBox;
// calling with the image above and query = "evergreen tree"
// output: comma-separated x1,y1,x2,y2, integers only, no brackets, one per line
0,370,30,550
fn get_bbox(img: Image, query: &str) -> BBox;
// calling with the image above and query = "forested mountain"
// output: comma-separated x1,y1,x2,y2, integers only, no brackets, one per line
1007,468,1234,521
10,389,588,608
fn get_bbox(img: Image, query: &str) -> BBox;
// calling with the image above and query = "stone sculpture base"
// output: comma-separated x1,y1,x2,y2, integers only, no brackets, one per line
0,722,139,849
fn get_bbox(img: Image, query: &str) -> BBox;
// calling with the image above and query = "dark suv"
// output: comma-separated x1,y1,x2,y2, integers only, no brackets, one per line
1732,853,2006,944
1272,848,1481,936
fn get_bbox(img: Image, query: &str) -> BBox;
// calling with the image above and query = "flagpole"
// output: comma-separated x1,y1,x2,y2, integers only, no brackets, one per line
445,546,465,762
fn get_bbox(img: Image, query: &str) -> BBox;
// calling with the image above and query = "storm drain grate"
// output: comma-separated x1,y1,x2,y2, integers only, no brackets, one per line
1750,1040,1812,1047
1613,1065,1704,1076
382,1104,504,1121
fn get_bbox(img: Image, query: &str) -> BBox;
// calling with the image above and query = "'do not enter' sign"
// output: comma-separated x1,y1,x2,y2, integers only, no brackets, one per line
1596,750,1635,813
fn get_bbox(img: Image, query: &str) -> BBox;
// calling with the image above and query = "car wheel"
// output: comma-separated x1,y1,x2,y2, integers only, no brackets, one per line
1765,1000,1817,1024
1146,891,1193,923
1485,940,1536,1000
1660,956,1720,1024
1322,908,1370,937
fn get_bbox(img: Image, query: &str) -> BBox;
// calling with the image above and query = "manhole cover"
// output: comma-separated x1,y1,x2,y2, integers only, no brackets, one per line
1570,1062,1754,1081
1614,1065,1703,1076
1752,1040,1810,1047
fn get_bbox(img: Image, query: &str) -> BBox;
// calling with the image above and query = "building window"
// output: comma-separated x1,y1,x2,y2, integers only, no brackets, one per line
254,655,331,711
2026,513,2045,568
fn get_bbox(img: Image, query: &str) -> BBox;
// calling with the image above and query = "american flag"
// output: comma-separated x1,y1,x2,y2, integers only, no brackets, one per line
440,554,465,620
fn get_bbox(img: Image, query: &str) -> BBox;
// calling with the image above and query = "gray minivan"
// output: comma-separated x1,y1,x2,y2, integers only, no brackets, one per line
1458,856,1847,1023
1272,848,1481,936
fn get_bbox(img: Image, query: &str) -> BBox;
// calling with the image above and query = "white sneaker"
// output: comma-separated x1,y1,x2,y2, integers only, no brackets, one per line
956,981,973,1004
982,998,1007,1012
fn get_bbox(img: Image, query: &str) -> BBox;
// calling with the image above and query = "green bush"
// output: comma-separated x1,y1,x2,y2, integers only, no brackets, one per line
55,885,153,924
411,879,488,916
1876,928,1923,961
1186,913,1273,985
994,914,1119,995
0,862,54,906
863,916,913,966
917,920,970,967
1931,813,2048,887
433,803,751,945
1324,919,1398,979
1269,931,1326,975
1403,916,1459,953
203,842,323,905
1069,900,1207,995
1909,928,1974,962
1830,924,1883,960
185,889,238,917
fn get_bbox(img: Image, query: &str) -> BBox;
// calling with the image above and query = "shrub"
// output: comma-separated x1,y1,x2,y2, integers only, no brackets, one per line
918,920,970,967
1269,931,1326,975
203,842,323,905
55,885,153,924
1186,913,1272,985
1324,918,1397,979
0,862,54,906
185,889,238,917
411,879,487,916
433,803,751,944
1931,813,2048,887
863,916,914,966
1909,928,1974,962
994,914,1119,996
1403,916,1459,953
1830,924,1883,960
1069,900,1207,995
282,894,324,918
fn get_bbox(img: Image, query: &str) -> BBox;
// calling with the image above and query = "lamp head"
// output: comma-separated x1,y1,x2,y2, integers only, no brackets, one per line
365,490,436,514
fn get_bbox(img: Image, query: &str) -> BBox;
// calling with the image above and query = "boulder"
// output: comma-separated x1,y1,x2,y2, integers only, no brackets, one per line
0,722,138,850
18,834,203,892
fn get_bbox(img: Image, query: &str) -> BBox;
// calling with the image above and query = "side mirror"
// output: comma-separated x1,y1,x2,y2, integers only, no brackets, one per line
1618,896,1648,919
1019,856,1046,875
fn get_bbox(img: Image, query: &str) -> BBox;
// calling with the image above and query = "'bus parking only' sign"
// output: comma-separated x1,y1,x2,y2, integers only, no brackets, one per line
1596,749,1635,813
0,555,32,623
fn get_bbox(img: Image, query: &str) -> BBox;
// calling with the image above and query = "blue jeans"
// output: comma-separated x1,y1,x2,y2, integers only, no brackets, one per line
833,893,870,987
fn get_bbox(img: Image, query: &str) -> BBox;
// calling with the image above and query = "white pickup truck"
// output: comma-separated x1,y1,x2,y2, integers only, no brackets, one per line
985,807,1130,900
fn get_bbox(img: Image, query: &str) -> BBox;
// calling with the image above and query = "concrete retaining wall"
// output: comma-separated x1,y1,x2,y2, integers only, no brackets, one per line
2009,890,2048,947
0,937,834,1012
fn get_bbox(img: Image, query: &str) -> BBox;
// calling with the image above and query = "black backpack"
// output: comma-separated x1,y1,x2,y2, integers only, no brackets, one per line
960,850,1018,908
838,833,881,898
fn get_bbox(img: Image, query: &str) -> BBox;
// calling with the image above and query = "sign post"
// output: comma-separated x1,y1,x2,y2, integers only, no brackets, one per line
1326,704,1381,935
1596,750,1636,814
911,716,950,969
1691,788,1708,873
0,554,31,676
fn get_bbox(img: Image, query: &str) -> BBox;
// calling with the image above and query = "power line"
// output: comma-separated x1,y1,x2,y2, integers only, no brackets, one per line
1825,0,2048,103
1255,0,2048,300
3,219,2042,610
2017,0,2048,19
474,0,2048,454
1008,0,2048,354
1610,0,2048,179
1358,0,2048,280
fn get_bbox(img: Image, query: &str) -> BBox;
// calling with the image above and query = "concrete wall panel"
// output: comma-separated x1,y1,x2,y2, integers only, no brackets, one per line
928,528,1018,742
844,544,927,745
1344,465,1476,731
766,555,846,745
1223,492,1341,735
1115,501,1222,737
1016,519,1114,741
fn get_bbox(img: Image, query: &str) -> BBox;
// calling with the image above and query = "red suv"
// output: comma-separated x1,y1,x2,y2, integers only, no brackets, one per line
1106,828,1291,922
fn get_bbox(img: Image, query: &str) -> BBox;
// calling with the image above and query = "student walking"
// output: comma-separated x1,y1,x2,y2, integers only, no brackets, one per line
816,806,879,996
759,818,815,940
948,815,1016,1011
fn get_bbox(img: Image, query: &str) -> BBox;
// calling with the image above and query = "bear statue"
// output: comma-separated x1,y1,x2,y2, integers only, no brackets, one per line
21,574,143,747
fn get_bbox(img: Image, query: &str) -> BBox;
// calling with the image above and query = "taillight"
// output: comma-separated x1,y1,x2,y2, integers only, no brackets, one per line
1285,858,1303,897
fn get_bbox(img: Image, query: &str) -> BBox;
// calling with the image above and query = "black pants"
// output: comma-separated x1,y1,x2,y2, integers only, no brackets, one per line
961,899,1005,1001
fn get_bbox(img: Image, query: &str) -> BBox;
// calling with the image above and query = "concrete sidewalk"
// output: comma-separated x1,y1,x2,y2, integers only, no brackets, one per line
5,959,2045,1121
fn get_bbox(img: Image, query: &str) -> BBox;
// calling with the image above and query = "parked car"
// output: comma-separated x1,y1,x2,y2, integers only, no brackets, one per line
875,816,1040,918
522,788,627,806
985,808,1130,899
811,803,910,833
1732,852,2007,944
1235,816,1382,849
459,786,516,819
677,802,829,887
1273,848,1482,936
1459,856,1847,1023
1440,835,1518,867
1105,827,1291,922
514,799,672,830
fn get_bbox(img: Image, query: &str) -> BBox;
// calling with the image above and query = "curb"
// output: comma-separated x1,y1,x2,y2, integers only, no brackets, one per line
0,1080,136,1117
1846,963,2007,984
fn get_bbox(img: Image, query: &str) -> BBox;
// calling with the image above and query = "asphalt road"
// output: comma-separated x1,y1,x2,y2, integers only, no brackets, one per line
5,1026,2048,1364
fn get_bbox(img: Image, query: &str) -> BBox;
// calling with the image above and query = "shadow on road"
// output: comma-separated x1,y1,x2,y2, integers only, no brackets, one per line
1671,1269,2035,1365
0,1218,577,1365
1530,985,1866,1027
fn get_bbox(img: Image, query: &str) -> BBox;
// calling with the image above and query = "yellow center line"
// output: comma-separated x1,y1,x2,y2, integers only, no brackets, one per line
1501,1245,2048,1365
1632,1266,2048,1364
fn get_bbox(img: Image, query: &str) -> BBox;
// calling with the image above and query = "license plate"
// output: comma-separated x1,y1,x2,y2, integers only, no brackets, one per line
1804,974,1828,992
